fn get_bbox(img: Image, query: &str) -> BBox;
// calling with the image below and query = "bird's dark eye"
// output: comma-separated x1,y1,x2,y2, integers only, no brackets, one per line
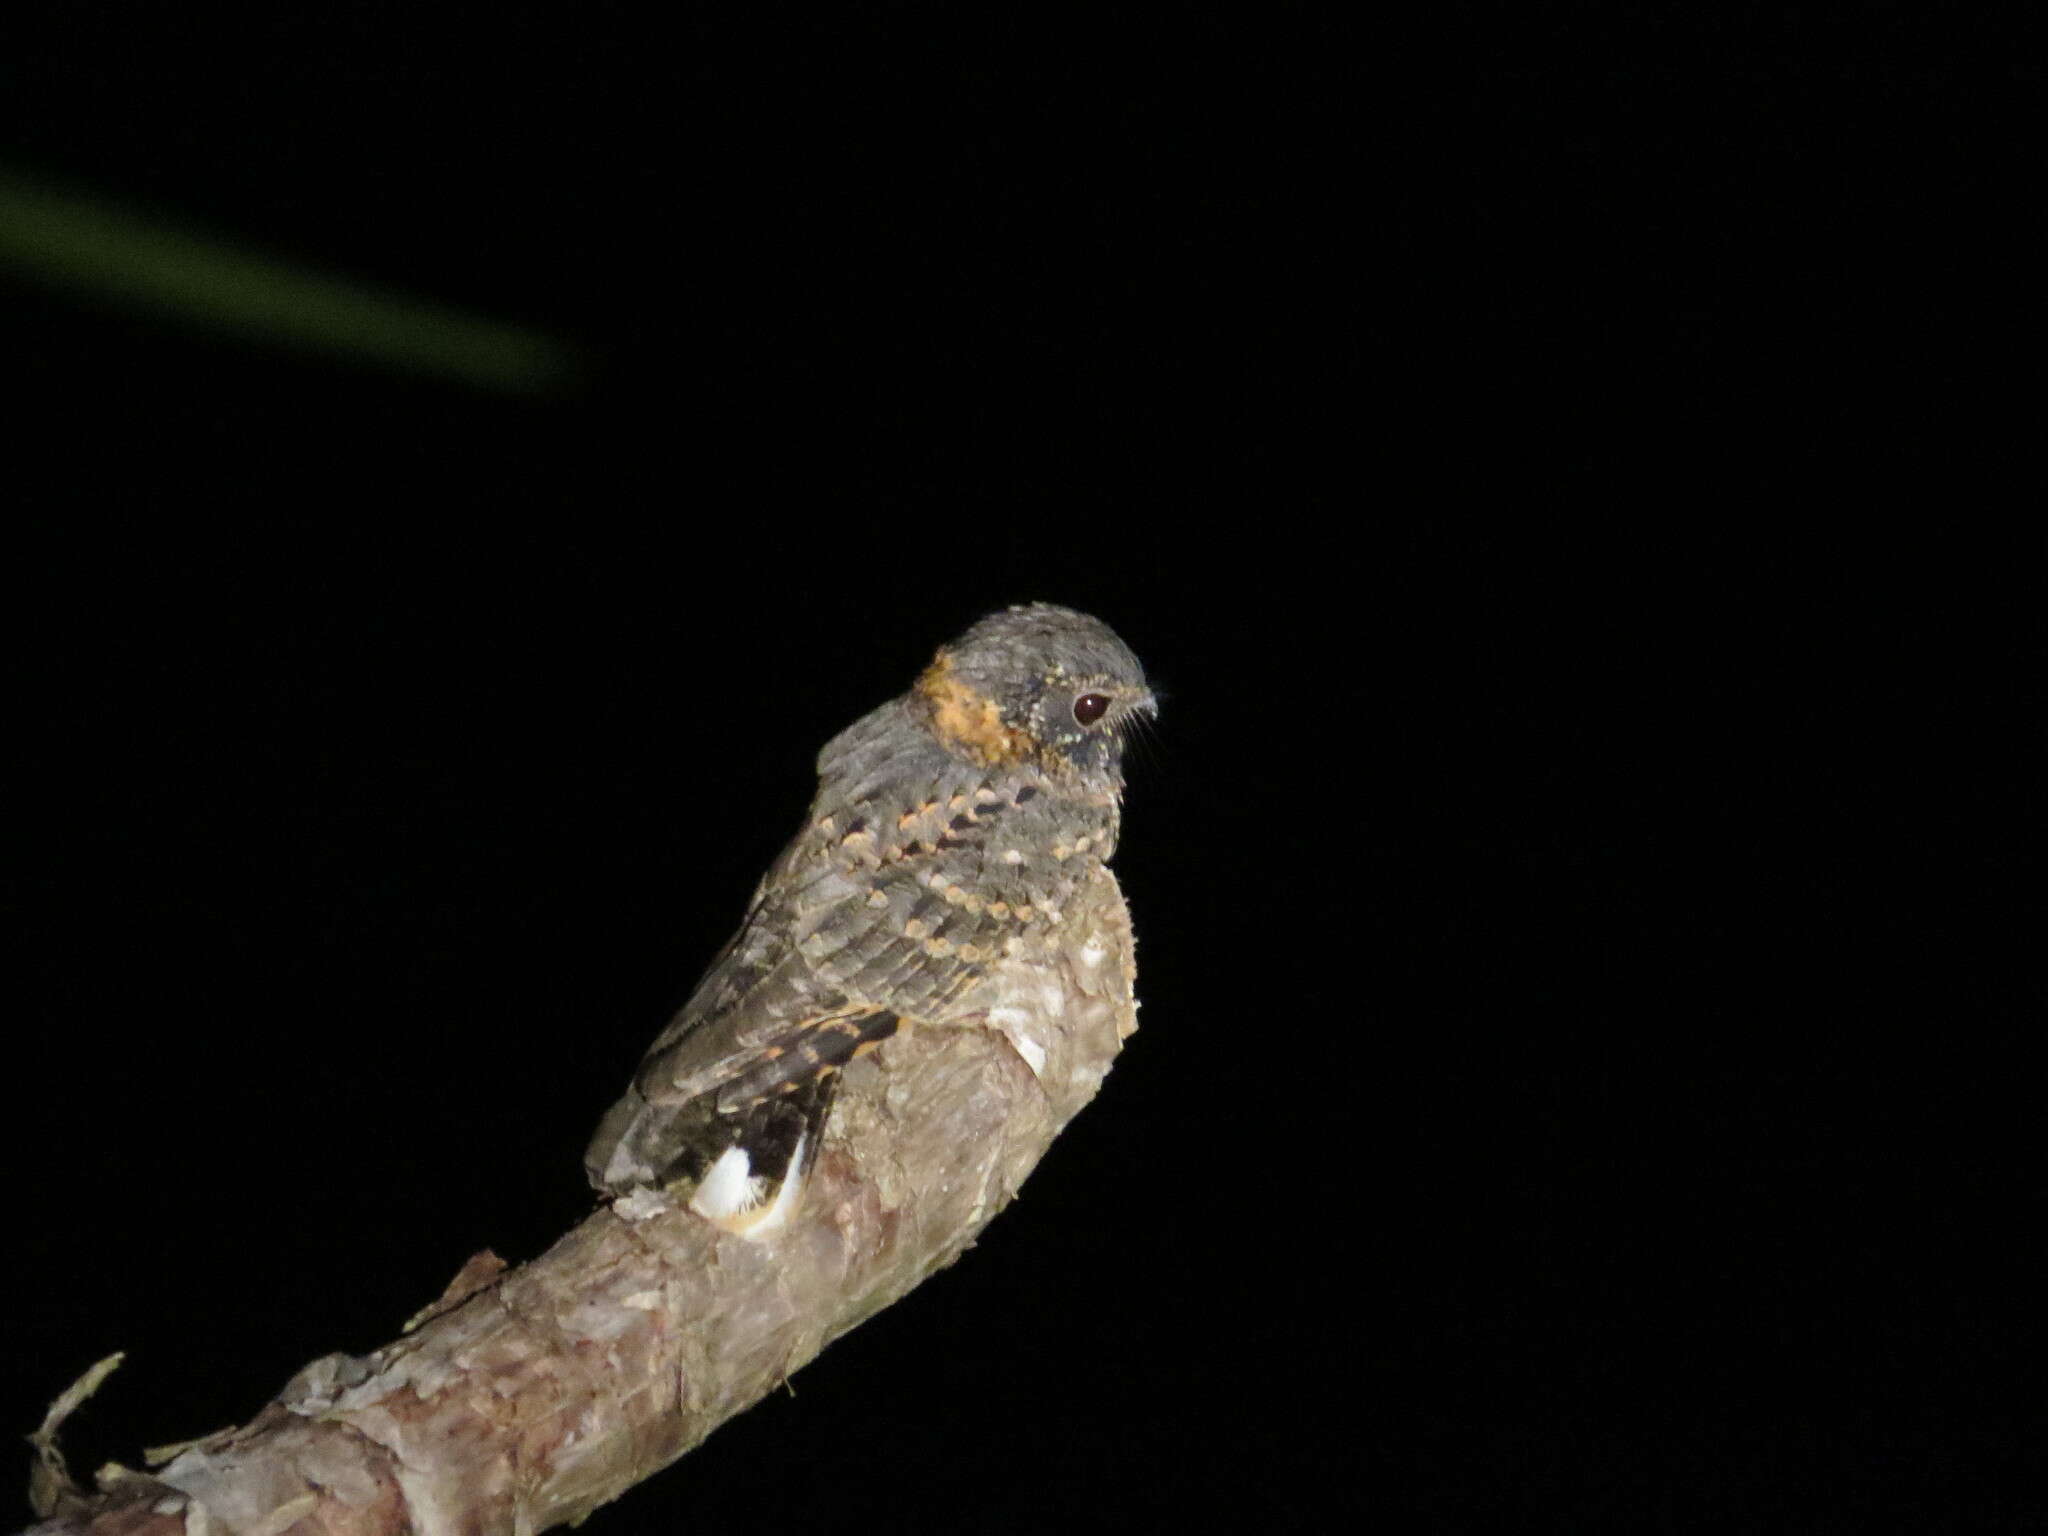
1073,693,1111,726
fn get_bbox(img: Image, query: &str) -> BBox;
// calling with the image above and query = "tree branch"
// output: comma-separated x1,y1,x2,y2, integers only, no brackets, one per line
23,871,1137,1536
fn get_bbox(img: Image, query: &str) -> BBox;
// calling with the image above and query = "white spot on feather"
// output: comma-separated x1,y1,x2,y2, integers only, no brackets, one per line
690,1146,756,1221
690,1132,811,1240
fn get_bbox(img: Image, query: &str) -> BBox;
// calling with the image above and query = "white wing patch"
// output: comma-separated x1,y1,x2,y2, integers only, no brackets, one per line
689,1131,810,1239
689,1145,757,1222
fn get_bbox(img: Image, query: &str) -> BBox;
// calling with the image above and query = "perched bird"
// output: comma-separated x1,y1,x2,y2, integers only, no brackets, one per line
586,602,1155,1235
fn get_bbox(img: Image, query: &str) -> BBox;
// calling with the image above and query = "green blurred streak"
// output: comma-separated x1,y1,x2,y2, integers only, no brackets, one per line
0,171,577,393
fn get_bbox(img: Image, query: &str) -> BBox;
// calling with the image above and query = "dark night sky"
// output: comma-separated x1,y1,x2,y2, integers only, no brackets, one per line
5,8,2040,1532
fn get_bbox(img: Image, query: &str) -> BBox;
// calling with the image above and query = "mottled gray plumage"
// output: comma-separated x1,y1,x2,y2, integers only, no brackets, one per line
586,603,1153,1230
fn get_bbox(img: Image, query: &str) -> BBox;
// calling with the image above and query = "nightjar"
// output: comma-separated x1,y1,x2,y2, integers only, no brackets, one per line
585,602,1154,1235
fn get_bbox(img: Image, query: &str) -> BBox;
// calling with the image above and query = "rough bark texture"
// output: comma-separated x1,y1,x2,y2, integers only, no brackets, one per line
24,869,1136,1536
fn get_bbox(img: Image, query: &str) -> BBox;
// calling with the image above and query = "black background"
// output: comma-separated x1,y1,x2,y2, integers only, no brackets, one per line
5,7,2040,1532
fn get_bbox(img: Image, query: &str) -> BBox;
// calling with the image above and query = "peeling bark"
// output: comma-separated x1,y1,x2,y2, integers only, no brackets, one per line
23,871,1136,1536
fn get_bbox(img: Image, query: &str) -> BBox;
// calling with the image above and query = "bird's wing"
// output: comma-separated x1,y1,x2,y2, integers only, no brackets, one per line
583,859,977,1220
585,761,1028,1223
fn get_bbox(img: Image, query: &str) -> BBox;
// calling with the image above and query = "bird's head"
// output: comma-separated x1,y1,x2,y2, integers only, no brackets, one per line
915,602,1156,791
